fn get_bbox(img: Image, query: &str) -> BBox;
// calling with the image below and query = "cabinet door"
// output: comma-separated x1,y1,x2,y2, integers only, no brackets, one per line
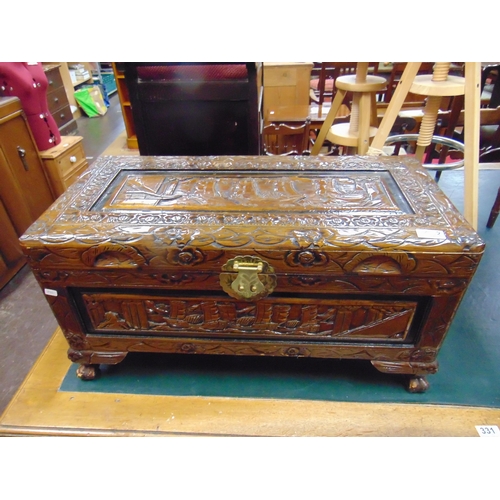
0,114,54,234
0,197,26,289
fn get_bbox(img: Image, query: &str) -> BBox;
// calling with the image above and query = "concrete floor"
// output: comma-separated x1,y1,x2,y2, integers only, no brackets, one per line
0,93,125,415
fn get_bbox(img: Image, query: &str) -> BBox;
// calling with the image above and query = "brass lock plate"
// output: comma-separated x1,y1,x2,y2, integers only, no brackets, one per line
220,256,277,301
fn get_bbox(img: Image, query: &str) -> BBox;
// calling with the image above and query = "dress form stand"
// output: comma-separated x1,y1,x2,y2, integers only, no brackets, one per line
369,62,481,229
0,62,61,151
311,62,386,155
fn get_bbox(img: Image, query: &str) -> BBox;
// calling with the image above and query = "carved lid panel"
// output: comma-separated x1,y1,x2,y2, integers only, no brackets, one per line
20,155,484,273
92,169,411,215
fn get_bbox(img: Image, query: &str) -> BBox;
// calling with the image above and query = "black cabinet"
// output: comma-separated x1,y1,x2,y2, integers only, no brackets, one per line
124,63,262,156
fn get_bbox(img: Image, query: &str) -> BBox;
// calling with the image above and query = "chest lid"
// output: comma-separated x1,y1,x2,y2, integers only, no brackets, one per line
20,155,484,274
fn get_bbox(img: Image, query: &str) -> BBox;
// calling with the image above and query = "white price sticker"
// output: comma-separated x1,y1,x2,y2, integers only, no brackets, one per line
475,425,500,437
44,288,58,297
416,229,446,240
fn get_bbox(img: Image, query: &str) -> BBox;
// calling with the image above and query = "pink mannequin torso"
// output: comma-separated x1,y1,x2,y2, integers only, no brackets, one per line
0,62,61,151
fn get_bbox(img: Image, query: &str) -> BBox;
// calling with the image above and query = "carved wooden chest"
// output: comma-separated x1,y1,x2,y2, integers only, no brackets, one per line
20,155,485,392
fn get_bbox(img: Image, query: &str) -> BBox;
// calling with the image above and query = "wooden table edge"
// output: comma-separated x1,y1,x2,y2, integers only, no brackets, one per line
1,328,499,437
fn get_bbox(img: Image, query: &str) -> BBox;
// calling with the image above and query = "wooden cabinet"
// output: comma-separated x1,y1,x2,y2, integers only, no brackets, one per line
0,97,55,289
112,63,138,149
0,197,25,290
263,62,313,122
123,62,262,155
43,62,94,120
112,62,263,153
39,135,89,198
43,64,77,135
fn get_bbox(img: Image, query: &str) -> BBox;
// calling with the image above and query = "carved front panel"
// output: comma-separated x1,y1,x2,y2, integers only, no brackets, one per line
77,291,421,343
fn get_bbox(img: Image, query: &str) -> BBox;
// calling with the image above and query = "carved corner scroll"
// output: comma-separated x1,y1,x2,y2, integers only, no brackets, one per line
343,252,418,275
81,243,146,268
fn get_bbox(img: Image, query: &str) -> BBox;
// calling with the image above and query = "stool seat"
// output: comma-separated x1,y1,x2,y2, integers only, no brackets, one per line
410,74,465,97
336,74,387,92
327,123,378,147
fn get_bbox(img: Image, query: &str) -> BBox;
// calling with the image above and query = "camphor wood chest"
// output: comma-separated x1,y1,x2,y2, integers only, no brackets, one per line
20,155,485,392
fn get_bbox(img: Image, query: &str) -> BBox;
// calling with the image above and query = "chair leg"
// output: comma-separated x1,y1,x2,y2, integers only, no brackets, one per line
486,187,500,228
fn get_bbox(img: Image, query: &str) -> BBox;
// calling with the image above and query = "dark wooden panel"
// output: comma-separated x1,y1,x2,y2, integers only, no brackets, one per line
46,86,69,115
124,63,262,156
45,66,64,92
76,290,420,343
51,104,73,129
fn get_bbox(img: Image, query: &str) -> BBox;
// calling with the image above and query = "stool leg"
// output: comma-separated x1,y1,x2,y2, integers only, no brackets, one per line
311,89,347,155
370,63,422,151
358,92,372,154
370,93,379,127
486,187,500,228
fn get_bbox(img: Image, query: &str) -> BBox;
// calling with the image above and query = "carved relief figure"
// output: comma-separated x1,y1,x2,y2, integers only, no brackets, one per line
101,172,404,213
81,293,417,342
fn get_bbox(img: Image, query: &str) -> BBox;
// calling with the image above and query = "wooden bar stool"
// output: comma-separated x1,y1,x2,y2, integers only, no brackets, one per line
311,62,386,155
369,62,482,229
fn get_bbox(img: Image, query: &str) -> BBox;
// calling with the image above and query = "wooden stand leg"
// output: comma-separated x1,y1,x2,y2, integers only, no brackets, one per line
464,62,481,230
358,92,372,154
486,187,500,228
408,376,430,393
68,348,128,380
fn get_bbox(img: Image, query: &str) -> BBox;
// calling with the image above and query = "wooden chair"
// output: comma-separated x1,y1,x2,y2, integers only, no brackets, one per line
438,104,500,158
487,187,500,228
481,66,500,229
310,63,379,119
481,64,500,108
310,63,356,108
263,119,311,156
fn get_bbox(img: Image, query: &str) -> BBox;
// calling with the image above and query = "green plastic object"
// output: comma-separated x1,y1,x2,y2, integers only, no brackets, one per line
74,86,107,117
